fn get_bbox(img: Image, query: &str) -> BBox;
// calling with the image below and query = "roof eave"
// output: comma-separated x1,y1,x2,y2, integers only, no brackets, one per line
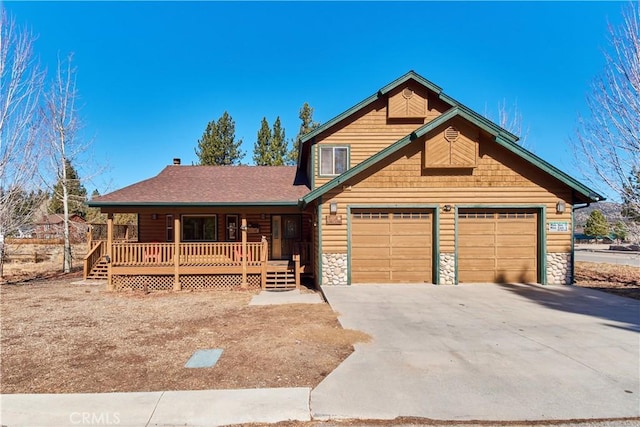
87,201,302,208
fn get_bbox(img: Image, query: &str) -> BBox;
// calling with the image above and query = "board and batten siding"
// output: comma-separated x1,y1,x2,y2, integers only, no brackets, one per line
318,128,573,255
313,84,451,189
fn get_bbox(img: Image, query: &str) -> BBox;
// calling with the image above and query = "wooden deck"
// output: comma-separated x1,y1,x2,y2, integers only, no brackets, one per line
84,240,310,291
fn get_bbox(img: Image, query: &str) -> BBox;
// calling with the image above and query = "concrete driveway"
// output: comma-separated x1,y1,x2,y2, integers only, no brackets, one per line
312,284,640,421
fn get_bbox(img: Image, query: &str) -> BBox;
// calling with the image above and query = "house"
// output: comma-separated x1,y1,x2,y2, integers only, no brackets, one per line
86,70,603,291
35,214,88,243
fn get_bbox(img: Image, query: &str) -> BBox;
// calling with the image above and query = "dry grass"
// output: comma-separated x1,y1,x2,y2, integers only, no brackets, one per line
574,261,640,300
0,275,368,394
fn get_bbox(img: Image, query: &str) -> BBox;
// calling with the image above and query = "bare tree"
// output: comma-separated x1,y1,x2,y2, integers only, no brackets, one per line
484,99,530,148
0,9,45,278
497,99,529,147
573,1,640,241
42,53,85,273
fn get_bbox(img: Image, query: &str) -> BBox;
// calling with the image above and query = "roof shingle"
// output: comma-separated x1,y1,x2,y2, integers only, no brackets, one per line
90,166,308,206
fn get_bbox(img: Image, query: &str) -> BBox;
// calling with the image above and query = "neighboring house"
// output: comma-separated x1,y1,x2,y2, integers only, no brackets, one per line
35,214,88,243
87,71,603,291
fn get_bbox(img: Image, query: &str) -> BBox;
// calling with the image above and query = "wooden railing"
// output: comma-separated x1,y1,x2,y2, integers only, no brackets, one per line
109,241,267,268
83,241,106,279
179,242,264,267
112,242,174,266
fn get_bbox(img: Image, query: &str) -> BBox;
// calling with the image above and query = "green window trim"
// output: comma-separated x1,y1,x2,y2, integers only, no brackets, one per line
318,145,350,177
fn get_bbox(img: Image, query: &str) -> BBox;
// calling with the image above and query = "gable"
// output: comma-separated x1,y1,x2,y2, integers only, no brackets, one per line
301,107,604,206
424,118,479,169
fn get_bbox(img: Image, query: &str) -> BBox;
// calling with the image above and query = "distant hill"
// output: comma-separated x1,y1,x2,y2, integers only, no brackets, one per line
574,202,623,227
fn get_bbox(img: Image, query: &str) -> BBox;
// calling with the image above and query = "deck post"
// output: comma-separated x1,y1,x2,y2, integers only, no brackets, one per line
241,216,248,288
294,253,301,289
106,214,114,291
261,236,268,289
173,216,181,291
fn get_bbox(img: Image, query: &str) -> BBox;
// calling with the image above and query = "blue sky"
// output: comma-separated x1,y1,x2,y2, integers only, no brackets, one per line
5,1,626,198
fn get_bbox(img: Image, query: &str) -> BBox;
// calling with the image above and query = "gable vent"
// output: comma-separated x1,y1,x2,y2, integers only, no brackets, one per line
402,88,414,99
444,126,459,142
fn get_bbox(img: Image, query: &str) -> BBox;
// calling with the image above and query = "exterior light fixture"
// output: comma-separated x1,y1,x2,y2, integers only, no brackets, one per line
442,204,452,212
151,214,158,220
330,202,338,215
556,201,566,213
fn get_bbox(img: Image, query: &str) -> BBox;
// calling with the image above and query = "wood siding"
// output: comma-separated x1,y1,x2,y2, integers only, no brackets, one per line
313,84,451,188
318,131,573,255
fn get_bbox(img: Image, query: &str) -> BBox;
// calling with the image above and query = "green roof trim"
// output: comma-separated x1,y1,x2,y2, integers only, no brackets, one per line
301,107,604,206
299,71,443,145
492,134,604,202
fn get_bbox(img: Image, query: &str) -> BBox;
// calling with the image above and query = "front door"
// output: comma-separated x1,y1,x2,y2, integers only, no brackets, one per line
271,215,301,260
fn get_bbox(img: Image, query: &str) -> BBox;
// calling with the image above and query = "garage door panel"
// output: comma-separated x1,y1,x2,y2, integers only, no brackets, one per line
392,235,431,247
458,224,496,234
391,223,430,234
354,271,392,282
392,246,431,257
352,223,390,235
458,209,538,284
351,209,432,284
391,260,431,270
392,271,430,282
458,269,495,282
352,235,390,246
352,247,391,259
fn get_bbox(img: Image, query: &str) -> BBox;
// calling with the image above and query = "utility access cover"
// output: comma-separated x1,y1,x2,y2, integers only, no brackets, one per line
184,349,223,368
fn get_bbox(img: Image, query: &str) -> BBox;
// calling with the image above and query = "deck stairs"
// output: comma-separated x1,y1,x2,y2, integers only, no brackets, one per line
265,261,297,291
87,260,108,280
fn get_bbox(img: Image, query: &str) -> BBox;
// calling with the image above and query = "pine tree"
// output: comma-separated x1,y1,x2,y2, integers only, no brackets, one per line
612,221,628,243
195,111,244,165
287,103,320,165
49,160,87,218
252,116,288,166
269,117,287,166
253,117,272,165
584,210,610,240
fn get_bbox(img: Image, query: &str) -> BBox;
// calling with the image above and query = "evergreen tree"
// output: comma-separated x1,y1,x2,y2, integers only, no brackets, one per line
287,102,320,165
252,116,288,166
253,117,272,165
49,160,87,218
584,210,610,240
270,117,287,166
195,111,244,165
612,221,628,243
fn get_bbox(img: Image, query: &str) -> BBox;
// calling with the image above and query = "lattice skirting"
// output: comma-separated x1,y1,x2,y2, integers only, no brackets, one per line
112,274,261,291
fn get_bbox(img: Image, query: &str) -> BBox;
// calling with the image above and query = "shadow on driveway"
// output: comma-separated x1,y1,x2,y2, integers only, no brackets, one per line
498,283,640,331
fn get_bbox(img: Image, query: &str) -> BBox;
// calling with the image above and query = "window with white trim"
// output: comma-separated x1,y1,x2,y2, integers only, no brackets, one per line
319,146,348,176
182,215,217,241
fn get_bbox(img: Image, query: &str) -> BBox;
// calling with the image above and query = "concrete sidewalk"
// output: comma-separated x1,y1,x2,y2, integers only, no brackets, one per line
1,387,311,427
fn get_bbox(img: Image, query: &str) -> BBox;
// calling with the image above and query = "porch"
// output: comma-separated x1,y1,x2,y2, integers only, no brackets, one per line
83,217,313,292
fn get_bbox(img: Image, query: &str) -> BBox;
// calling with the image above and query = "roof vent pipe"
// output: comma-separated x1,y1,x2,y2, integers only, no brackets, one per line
173,158,181,165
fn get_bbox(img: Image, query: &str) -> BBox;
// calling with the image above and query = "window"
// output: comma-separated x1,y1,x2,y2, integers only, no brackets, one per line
182,215,217,241
226,215,238,241
319,146,348,176
166,215,174,242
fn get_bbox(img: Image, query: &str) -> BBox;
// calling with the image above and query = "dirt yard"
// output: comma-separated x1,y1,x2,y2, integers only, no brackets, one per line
0,275,368,394
574,261,640,300
1,260,637,395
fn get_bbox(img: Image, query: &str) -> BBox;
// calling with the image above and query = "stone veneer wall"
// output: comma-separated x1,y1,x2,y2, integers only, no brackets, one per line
439,253,455,285
322,253,348,286
546,252,573,285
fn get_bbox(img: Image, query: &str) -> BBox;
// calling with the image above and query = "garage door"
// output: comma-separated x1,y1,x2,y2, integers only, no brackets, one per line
458,209,538,283
351,209,432,283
